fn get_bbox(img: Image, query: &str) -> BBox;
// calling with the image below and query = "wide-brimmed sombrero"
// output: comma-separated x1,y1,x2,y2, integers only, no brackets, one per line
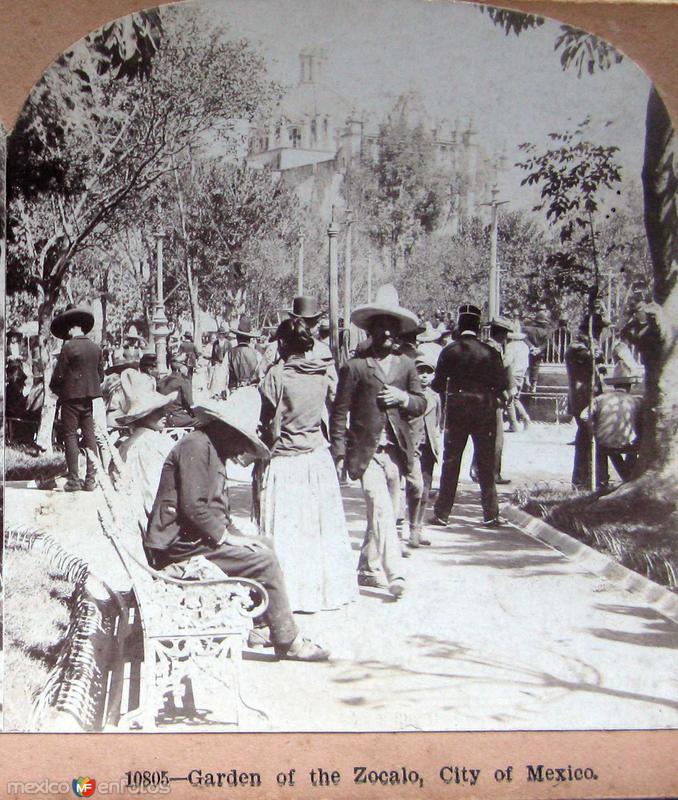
117,388,177,427
50,304,95,340
350,284,419,334
192,392,270,460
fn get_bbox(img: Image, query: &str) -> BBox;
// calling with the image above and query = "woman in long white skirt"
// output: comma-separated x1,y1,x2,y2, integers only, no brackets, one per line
259,318,357,613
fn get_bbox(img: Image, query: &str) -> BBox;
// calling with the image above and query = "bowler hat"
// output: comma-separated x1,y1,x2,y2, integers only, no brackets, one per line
288,296,323,320
140,352,158,368
50,304,95,340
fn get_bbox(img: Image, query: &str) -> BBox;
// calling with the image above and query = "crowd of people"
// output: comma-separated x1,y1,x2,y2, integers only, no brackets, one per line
7,285,651,664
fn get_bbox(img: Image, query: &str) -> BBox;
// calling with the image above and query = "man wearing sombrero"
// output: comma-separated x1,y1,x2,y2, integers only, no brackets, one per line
49,304,104,492
145,394,329,661
330,284,426,599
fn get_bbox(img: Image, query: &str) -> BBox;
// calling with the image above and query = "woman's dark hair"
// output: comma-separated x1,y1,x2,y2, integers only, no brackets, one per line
275,317,314,356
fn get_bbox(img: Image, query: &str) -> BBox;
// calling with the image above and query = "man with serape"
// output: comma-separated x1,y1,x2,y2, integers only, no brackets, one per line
431,304,509,527
330,284,425,599
49,304,104,492
146,395,329,662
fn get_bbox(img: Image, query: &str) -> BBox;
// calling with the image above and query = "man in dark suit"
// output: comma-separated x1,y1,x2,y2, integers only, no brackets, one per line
331,285,425,599
146,398,329,662
49,304,104,492
431,304,509,527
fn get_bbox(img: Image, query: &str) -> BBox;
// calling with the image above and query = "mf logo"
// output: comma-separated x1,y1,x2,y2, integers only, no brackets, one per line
72,777,96,797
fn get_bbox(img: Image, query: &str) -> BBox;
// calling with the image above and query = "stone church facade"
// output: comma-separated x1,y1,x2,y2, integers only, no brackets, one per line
246,48,506,229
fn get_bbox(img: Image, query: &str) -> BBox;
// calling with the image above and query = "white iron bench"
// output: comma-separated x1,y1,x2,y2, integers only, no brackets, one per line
90,442,269,730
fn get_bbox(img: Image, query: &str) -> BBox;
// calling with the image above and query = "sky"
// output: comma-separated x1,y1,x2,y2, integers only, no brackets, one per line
193,0,651,211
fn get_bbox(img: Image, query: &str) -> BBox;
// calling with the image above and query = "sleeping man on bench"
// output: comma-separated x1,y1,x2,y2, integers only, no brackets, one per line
144,395,330,663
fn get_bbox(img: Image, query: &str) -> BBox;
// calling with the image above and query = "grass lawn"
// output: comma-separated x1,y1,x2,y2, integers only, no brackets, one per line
3,547,73,731
5,445,66,483
513,484,678,590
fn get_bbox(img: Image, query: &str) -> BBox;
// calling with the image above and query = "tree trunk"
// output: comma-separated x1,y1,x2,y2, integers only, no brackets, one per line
594,88,678,515
35,291,58,454
186,256,201,345
640,87,678,477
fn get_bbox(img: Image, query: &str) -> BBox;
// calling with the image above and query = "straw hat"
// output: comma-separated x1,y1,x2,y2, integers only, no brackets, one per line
117,388,177,426
351,284,419,334
489,316,514,333
192,391,270,460
417,322,444,344
50,304,95,340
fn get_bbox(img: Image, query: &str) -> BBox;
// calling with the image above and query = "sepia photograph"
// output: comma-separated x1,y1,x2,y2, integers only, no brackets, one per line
2,0,677,737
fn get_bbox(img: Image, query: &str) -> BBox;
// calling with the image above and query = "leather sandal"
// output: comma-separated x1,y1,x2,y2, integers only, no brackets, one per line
275,634,330,662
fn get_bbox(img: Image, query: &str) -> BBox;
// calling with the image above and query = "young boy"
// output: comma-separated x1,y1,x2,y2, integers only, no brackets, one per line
406,352,442,545
49,304,104,492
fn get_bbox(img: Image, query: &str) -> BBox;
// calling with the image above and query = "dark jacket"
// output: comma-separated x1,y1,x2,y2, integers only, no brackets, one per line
145,429,239,564
158,372,194,426
565,337,605,417
229,344,259,389
330,348,425,480
432,333,508,397
49,336,104,400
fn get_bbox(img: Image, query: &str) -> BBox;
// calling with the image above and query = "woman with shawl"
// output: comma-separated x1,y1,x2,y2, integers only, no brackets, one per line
258,318,357,613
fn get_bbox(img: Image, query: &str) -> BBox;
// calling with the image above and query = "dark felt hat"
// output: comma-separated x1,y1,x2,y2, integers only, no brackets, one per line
140,352,158,368
288,295,323,320
50,304,95,340
235,315,260,338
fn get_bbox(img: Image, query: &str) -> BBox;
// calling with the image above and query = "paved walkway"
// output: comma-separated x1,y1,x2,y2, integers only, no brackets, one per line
5,422,678,730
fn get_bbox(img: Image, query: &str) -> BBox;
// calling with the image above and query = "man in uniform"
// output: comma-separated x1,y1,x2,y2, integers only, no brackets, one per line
431,304,509,527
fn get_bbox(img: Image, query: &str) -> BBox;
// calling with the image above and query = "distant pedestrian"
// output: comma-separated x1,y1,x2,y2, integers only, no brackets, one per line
523,309,551,392
179,332,200,377
229,316,261,389
49,304,104,492
158,354,194,427
565,317,607,490
504,323,531,431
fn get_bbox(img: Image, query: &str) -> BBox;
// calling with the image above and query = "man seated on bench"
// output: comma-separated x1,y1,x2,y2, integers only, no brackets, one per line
144,395,330,663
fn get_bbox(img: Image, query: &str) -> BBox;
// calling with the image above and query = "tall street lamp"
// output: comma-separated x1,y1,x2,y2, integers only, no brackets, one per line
480,185,508,320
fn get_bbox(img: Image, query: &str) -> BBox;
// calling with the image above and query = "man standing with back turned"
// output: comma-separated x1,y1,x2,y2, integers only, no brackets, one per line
430,304,509,527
